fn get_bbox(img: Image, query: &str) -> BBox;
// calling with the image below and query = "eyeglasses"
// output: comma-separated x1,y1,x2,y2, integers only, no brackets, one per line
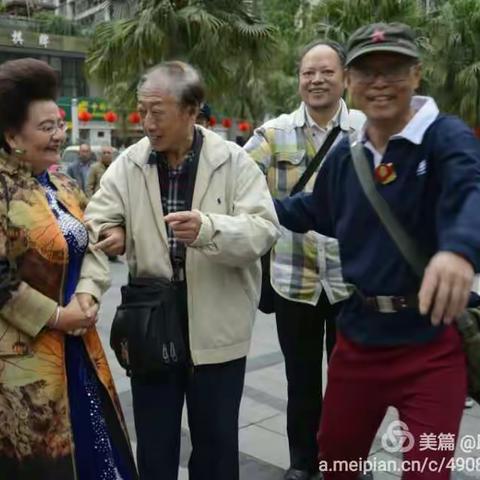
37,121,68,136
349,63,415,84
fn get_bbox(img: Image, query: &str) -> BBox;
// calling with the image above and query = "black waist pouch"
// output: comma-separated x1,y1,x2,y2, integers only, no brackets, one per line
110,277,187,376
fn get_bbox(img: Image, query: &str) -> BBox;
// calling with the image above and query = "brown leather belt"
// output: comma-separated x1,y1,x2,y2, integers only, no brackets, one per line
364,294,418,313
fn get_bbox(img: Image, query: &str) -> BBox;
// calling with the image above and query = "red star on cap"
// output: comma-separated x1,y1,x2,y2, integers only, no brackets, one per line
371,29,386,43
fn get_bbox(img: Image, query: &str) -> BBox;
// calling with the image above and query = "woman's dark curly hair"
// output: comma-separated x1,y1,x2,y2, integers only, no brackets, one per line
0,58,59,153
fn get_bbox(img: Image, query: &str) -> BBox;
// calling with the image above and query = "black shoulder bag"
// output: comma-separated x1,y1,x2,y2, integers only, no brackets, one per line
349,134,480,405
110,131,203,377
259,125,341,313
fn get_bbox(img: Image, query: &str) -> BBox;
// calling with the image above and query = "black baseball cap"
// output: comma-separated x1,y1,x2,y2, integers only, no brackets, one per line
346,22,420,66
198,103,211,120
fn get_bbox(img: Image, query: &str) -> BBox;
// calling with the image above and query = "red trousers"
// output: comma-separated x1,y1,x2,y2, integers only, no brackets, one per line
318,326,467,479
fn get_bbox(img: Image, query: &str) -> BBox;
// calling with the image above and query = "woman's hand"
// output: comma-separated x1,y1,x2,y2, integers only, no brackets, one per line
48,296,98,332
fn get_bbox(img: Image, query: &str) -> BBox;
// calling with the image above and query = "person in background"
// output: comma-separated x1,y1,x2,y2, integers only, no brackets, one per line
67,142,94,193
244,40,364,480
87,144,119,261
196,102,211,128
86,145,114,198
0,58,137,480
235,135,247,147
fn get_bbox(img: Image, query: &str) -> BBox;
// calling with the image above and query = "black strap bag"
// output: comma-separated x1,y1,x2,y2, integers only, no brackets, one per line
110,277,187,376
258,126,341,313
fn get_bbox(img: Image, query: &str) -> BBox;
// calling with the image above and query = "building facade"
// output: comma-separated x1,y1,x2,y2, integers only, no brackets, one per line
56,0,133,24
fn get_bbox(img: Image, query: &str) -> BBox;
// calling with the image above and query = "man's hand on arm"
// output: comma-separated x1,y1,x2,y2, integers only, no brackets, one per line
91,225,126,256
164,211,202,245
418,251,474,325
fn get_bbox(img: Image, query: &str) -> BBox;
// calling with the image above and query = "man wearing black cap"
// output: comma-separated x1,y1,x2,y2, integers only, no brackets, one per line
274,22,480,479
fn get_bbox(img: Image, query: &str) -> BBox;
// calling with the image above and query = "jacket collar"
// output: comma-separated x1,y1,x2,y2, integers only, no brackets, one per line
0,152,84,223
291,99,351,132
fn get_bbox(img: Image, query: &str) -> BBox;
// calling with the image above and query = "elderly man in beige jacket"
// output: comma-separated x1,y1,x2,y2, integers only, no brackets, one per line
75,61,279,480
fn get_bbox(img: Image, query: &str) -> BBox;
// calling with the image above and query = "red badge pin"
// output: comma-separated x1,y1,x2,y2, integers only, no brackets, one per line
371,29,386,43
374,163,397,185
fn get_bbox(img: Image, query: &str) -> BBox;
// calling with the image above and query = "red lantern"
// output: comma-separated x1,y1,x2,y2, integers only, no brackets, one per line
104,111,118,123
221,118,232,129
209,115,217,127
238,121,251,132
58,108,66,120
128,112,141,124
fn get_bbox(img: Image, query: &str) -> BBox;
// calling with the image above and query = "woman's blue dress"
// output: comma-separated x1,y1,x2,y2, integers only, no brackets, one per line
37,172,134,480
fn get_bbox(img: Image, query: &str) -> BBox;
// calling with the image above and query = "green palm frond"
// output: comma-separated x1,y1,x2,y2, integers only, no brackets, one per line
456,62,480,91
86,0,278,122
423,0,480,124
177,5,227,31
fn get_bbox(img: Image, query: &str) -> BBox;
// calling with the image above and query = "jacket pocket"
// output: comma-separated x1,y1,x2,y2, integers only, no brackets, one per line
270,151,307,197
275,150,306,166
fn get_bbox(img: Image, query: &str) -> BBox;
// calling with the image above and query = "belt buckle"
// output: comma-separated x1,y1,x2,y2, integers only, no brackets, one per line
376,296,395,314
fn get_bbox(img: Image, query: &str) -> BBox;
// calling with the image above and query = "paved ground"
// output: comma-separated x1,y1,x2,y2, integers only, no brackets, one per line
96,260,480,479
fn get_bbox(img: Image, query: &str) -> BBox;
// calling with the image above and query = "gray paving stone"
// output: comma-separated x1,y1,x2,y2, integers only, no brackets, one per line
100,262,480,479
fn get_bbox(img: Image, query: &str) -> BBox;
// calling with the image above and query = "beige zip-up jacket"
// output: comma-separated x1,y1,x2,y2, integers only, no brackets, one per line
77,127,280,365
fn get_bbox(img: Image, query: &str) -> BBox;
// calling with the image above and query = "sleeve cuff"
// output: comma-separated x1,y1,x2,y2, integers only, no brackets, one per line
1,286,57,337
190,210,214,248
75,278,104,302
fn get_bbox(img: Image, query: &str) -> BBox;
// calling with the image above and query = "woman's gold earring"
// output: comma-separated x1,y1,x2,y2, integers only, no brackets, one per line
13,148,26,156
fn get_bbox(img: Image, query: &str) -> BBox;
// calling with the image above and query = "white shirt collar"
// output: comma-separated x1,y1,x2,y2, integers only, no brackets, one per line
303,99,350,132
361,96,439,145
306,104,339,131
392,96,439,144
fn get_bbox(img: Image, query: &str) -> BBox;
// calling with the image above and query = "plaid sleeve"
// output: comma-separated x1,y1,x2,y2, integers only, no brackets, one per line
244,128,275,174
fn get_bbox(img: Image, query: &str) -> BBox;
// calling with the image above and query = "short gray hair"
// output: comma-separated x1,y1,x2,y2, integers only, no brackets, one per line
137,61,205,113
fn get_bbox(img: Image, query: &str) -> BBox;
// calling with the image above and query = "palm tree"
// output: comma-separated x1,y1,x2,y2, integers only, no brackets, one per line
310,0,425,44
423,0,480,125
86,0,277,116
250,0,312,118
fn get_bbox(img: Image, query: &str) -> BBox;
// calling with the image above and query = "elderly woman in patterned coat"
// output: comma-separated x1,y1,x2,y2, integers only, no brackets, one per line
0,58,137,479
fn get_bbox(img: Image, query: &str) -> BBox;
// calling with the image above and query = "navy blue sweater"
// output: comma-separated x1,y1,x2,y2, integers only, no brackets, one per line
275,115,480,346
